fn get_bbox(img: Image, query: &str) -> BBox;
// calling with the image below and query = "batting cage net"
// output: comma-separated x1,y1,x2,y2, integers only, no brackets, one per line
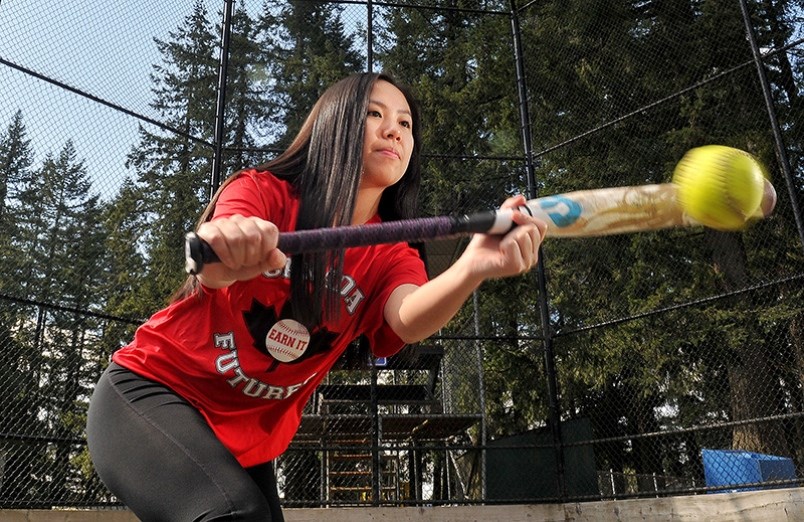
0,0,802,509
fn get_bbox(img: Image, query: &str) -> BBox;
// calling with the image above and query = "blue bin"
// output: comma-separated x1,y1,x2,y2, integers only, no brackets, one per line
701,449,797,493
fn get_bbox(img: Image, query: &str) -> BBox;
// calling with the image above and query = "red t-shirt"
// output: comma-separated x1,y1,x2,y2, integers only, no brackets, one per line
112,169,428,467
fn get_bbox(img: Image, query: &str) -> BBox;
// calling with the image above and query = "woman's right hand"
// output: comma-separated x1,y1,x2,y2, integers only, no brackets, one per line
194,215,287,288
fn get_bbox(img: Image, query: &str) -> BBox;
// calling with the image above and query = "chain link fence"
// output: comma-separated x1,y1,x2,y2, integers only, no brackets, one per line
0,0,802,510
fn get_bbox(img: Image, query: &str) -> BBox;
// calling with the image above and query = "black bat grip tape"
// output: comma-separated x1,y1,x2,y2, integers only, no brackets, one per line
183,216,460,275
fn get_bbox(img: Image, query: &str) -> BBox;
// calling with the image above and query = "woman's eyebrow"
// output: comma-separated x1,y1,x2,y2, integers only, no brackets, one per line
369,99,412,117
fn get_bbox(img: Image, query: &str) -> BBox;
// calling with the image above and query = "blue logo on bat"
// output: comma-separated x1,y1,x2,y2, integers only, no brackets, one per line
538,196,581,227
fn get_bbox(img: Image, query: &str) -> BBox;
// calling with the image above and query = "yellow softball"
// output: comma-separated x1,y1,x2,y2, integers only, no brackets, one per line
672,145,768,231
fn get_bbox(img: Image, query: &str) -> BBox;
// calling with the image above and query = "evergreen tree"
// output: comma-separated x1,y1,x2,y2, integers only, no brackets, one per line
256,0,364,148
0,111,34,219
377,1,520,217
126,0,219,312
0,111,35,321
8,138,107,502
513,0,803,478
221,2,274,172
0,110,48,506
97,178,150,340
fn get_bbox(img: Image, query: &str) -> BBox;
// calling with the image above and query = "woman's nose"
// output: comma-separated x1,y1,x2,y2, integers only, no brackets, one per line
384,125,401,139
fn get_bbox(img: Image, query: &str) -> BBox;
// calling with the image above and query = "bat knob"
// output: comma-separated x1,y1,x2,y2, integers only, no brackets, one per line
184,232,220,275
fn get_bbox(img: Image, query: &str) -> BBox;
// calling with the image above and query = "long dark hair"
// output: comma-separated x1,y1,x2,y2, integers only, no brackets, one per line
176,72,423,328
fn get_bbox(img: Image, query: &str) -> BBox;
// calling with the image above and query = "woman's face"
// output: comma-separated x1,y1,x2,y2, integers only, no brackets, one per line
360,80,415,191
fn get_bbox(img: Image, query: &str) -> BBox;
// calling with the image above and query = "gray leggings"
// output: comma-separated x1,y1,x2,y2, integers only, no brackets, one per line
86,362,284,522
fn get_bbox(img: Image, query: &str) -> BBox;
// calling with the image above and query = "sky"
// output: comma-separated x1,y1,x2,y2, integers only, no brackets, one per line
0,0,219,201
0,1,369,203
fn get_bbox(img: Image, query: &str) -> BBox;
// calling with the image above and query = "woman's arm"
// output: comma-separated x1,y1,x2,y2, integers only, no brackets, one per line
384,195,548,344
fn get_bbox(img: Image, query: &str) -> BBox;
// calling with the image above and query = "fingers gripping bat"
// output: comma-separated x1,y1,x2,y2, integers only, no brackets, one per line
184,179,777,275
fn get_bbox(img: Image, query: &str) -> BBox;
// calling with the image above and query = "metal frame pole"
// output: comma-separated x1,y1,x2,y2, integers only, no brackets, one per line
509,0,566,500
738,0,804,252
210,0,235,199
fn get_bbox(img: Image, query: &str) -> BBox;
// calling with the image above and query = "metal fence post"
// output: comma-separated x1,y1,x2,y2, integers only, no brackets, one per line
210,0,235,199
509,0,566,500
738,0,804,252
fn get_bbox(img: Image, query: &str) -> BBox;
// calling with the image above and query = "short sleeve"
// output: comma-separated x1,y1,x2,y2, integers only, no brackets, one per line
212,170,296,229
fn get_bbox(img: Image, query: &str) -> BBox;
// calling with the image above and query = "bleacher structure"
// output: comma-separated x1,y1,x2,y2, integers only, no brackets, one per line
294,342,482,504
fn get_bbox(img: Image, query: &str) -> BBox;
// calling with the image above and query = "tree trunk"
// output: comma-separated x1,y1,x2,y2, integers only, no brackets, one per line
708,231,790,455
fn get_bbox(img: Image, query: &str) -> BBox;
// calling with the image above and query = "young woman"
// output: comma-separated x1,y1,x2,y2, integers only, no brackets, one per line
86,72,547,521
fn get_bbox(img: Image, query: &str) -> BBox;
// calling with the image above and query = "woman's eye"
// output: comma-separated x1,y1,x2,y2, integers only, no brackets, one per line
400,120,411,129
368,110,382,118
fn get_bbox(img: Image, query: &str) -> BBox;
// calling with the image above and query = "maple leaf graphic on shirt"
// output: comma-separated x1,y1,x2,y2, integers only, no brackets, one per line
242,299,338,372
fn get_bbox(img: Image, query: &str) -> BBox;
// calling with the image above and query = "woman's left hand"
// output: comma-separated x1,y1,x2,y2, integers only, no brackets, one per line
386,195,548,344
460,195,548,280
